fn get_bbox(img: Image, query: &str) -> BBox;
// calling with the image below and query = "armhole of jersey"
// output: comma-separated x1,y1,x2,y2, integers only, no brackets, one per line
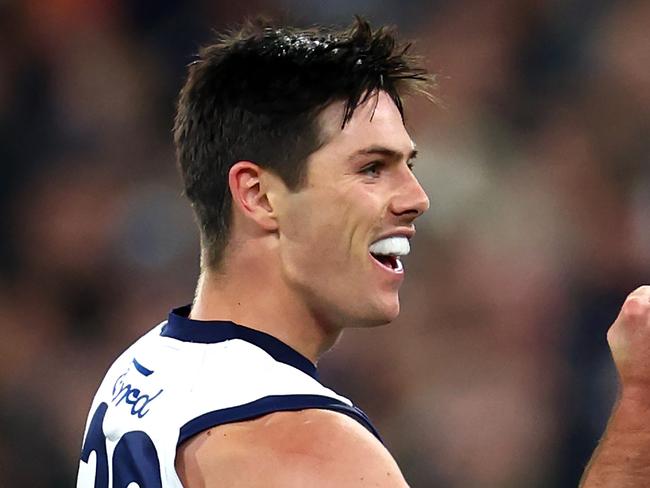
177,394,383,446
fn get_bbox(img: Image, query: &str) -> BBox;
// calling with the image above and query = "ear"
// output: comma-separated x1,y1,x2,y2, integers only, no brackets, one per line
228,161,279,232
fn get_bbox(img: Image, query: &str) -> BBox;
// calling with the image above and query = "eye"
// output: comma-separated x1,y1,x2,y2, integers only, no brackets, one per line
407,161,415,171
360,161,383,178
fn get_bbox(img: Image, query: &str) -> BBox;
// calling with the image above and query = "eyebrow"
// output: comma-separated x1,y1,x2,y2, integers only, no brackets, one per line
349,145,418,162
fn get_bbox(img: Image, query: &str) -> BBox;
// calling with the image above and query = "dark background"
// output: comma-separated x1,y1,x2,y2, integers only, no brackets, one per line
0,0,649,486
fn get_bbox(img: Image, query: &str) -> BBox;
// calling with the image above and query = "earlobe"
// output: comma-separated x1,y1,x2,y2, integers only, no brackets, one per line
228,161,278,231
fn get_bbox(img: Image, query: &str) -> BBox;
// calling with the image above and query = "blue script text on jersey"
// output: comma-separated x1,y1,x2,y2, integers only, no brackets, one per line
111,370,163,418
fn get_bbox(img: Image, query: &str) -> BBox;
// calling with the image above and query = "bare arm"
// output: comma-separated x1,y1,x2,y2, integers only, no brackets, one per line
580,286,650,487
176,408,409,487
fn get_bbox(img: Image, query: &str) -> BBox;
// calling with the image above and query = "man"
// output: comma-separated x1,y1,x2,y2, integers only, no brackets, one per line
77,17,650,487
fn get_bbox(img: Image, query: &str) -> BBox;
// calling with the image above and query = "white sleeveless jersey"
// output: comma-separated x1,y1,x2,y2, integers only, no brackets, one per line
77,305,380,487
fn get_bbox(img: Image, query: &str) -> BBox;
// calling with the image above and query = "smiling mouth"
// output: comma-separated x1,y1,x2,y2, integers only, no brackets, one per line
368,235,410,274
370,253,404,273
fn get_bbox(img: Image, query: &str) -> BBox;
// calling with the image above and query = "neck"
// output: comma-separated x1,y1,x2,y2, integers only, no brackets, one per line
189,241,341,364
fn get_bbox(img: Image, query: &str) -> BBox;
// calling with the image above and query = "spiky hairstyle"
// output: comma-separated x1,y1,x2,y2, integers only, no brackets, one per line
174,16,432,269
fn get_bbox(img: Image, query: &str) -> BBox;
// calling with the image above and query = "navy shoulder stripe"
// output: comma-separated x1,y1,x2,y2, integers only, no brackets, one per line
178,394,383,445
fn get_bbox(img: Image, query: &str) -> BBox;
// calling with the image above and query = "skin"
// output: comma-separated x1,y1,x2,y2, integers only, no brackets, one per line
176,409,409,487
580,285,650,488
178,92,427,486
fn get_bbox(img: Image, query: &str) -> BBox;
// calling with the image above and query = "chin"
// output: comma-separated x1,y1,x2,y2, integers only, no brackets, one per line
315,290,401,329
355,299,400,328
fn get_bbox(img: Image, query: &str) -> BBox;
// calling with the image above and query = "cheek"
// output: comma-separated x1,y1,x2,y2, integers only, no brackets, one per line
281,192,363,269
279,183,389,282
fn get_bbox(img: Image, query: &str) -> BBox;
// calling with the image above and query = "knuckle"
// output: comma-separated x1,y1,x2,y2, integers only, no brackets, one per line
621,297,647,320
630,285,650,298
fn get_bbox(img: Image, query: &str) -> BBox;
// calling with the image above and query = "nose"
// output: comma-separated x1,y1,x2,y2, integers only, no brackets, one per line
390,170,430,219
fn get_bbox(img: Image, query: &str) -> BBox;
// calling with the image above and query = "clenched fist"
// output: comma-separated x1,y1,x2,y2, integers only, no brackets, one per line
579,285,650,487
607,285,650,394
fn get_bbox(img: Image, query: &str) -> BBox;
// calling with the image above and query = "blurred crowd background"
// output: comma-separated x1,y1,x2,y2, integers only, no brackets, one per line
1,0,648,486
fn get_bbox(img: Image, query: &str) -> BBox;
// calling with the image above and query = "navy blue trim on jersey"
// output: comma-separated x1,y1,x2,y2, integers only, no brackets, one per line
178,394,383,445
161,305,318,379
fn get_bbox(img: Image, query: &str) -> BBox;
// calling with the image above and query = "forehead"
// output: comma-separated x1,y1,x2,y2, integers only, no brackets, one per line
316,91,415,156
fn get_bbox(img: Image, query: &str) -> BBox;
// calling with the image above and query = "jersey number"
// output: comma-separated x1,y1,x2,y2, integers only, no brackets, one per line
80,403,163,487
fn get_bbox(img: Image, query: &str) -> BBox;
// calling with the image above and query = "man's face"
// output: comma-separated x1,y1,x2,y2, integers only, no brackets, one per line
275,91,429,330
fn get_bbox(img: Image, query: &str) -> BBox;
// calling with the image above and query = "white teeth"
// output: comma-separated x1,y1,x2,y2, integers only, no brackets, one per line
369,236,410,256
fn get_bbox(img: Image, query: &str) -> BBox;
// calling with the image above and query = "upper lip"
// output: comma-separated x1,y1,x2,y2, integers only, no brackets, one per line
370,227,416,246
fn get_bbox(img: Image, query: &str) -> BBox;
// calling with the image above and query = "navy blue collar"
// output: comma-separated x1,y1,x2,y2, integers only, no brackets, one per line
161,305,319,380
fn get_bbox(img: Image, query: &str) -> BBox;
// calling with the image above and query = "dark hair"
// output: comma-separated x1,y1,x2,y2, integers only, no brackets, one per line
174,16,432,269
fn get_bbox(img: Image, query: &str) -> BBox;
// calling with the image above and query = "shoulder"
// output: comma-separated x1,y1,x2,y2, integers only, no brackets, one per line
176,408,409,487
